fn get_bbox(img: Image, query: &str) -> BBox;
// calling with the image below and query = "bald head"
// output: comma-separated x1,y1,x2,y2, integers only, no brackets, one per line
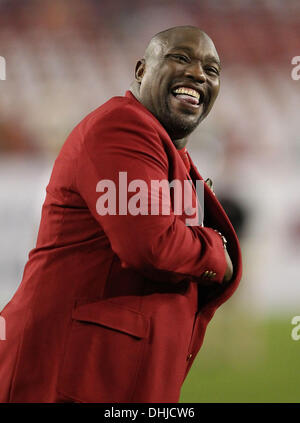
144,26,218,64
131,26,221,144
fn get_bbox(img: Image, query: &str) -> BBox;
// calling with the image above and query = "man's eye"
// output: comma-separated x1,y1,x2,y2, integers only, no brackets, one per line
205,67,219,75
172,54,189,63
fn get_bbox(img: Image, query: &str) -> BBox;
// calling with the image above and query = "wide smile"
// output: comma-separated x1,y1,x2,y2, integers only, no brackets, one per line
170,86,205,112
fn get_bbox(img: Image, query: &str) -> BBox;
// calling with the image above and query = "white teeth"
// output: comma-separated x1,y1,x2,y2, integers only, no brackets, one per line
173,87,200,100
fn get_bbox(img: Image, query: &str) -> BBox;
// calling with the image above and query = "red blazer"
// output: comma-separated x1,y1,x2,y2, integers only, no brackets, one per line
0,91,242,403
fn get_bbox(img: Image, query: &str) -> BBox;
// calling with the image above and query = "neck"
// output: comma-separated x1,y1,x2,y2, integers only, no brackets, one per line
129,83,189,150
129,83,140,102
172,137,188,150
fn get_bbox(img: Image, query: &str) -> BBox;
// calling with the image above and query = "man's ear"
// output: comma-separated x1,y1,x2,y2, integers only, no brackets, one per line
135,59,145,83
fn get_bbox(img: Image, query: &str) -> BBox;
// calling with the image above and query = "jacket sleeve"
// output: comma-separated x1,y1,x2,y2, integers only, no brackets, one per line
75,103,227,284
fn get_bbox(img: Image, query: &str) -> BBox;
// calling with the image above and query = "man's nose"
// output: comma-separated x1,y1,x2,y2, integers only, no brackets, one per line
184,61,206,83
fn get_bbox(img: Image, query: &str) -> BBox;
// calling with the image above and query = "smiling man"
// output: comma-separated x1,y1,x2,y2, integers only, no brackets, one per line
0,26,242,403
131,27,221,145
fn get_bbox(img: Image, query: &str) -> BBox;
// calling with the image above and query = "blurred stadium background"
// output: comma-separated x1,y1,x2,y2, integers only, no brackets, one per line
0,0,299,402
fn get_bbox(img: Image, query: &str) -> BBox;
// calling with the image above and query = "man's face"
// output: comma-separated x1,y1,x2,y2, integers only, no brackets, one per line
136,29,221,140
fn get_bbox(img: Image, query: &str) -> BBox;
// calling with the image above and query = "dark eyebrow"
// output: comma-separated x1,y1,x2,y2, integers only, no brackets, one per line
168,46,221,69
168,46,194,56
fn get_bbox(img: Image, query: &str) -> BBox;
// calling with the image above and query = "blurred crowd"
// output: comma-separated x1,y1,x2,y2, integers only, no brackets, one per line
0,0,300,313
0,0,299,152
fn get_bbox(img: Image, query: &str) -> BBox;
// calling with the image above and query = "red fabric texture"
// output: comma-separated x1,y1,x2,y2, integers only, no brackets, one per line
178,147,191,173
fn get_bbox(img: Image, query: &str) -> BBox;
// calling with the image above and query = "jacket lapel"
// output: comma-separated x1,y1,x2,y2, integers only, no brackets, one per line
187,151,242,302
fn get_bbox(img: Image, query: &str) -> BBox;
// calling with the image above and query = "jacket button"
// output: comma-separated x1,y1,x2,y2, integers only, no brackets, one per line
187,353,193,361
202,270,216,279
